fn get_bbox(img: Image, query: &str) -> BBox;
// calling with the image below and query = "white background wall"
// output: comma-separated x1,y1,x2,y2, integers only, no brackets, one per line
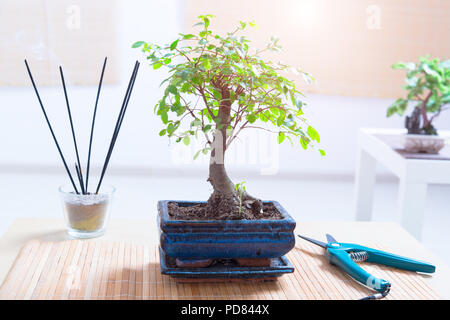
1,0,449,181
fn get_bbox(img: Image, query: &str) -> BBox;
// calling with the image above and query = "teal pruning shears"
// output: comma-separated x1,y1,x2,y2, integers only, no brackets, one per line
298,234,436,299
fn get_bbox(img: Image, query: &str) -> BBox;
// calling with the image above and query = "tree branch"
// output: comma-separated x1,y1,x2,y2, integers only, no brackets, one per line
429,103,450,123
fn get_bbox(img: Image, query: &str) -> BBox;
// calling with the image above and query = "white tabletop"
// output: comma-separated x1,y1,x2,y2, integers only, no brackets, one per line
355,128,450,240
362,128,450,165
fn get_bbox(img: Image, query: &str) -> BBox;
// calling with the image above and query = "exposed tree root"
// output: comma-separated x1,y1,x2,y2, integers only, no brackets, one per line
205,190,264,220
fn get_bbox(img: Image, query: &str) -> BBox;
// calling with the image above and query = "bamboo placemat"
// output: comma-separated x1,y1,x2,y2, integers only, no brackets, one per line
0,240,439,300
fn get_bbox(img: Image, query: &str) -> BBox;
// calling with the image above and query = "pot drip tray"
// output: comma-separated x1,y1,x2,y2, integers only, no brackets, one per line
159,247,294,281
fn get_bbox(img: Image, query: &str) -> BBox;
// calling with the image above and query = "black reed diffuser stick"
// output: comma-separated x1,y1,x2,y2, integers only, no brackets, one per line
75,163,85,194
95,61,140,194
59,66,86,194
26,58,139,195
24,60,80,194
109,62,139,152
85,57,107,193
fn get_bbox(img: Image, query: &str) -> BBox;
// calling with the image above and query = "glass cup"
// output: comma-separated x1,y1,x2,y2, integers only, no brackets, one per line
59,185,115,239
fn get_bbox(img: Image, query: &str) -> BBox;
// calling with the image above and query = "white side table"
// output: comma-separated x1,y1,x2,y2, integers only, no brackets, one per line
354,128,450,240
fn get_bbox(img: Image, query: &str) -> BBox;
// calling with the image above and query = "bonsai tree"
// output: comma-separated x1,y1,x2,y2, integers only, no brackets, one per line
387,56,450,135
133,15,323,219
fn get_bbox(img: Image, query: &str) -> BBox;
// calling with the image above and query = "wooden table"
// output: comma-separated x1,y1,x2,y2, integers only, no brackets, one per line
354,128,450,240
0,218,449,299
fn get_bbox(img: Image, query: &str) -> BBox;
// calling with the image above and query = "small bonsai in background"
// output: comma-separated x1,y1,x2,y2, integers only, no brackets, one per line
133,15,323,219
387,56,450,135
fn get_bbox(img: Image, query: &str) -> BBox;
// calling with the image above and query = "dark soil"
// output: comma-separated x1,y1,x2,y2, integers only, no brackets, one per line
167,196,283,221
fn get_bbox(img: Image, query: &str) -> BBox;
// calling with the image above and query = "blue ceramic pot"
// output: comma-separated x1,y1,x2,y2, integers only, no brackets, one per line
158,200,296,259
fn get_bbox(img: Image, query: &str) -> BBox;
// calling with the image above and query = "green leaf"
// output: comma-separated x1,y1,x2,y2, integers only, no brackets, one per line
183,136,190,146
276,113,286,126
278,132,285,144
307,126,320,143
387,98,408,117
295,98,303,109
153,62,163,70
259,112,269,123
423,63,440,79
284,135,293,146
194,149,202,160
300,137,308,150
160,111,168,124
393,62,415,70
180,82,191,93
202,58,211,70
182,34,196,40
170,39,179,50
159,129,166,136
167,123,176,134
191,119,202,127
204,17,210,28
167,85,178,95
392,62,406,69
203,124,212,132
246,114,257,123
319,149,326,156
301,72,314,84
132,41,145,48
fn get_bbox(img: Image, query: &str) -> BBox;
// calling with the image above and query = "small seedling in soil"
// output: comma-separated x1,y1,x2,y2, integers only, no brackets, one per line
134,15,324,220
235,181,247,217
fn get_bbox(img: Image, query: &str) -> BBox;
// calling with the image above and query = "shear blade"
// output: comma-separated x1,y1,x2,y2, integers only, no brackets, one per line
326,234,338,243
297,235,327,248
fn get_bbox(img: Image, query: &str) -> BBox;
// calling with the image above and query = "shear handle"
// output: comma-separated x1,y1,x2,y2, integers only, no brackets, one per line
327,248,390,293
341,243,435,274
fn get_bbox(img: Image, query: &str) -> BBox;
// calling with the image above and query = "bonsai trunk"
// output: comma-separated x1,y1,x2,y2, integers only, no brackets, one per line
420,92,437,134
208,88,234,195
206,89,262,219
421,101,430,130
